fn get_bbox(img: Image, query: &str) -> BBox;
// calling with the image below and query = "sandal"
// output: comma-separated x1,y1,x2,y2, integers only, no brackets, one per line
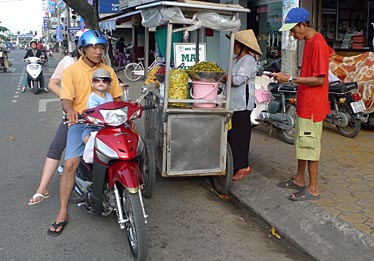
28,193,50,205
233,167,252,181
289,188,320,201
277,178,306,190
47,221,68,237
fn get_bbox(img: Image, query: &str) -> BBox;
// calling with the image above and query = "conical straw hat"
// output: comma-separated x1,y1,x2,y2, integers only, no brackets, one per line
230,29,262,55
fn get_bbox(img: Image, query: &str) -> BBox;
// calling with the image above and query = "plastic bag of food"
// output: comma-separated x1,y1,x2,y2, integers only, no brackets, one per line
168,69,188,107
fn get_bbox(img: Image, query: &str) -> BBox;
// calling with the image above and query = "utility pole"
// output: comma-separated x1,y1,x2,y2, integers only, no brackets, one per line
280,0,299,76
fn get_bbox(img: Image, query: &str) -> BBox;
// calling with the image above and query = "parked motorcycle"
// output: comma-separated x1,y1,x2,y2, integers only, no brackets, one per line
25,57,44,94
0,46,9,72
325,81,366,138
59,87,156,261
253,79,298,145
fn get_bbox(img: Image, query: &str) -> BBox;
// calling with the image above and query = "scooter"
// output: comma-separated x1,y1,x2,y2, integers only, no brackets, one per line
254,80,298,144
25,57,44,94
325,81,366,138
59,87,156,261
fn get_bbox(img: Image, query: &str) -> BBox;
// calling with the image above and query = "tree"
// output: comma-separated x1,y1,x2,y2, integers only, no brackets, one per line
63,0,99,30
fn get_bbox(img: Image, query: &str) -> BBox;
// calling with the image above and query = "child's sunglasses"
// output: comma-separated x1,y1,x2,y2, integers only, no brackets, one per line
92,77,112,84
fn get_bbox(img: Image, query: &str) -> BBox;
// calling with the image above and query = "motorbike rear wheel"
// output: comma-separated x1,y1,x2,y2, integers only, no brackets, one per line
121,188,147,261
278,104,297,145
336,103,361,138
211,143,234,195
141,139,156,198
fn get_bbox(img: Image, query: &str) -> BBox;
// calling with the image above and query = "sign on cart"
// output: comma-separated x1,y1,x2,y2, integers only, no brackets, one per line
174,43,206,69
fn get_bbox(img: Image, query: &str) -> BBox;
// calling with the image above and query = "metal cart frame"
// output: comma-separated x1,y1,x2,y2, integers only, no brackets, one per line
137,1,250,194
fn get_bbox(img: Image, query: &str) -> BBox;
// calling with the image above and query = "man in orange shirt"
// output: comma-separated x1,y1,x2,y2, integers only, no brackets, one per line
274,8,333,201
47,30,122,236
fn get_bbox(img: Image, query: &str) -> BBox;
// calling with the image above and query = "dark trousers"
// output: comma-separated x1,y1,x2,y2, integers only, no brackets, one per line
228,110,252,172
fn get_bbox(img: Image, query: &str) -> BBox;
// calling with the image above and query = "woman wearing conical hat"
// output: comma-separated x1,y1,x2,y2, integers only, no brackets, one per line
223,29,262,181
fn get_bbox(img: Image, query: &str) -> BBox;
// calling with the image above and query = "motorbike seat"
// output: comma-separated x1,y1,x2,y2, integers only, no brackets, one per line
329,82,358,93
269,82,280,93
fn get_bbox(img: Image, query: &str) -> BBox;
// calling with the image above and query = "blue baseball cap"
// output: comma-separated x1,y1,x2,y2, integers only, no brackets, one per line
279,8,310,32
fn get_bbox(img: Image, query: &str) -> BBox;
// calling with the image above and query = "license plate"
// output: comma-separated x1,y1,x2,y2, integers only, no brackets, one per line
350,100,366,113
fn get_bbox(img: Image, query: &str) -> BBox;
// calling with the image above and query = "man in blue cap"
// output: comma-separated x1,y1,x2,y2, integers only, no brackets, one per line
274,8,333,201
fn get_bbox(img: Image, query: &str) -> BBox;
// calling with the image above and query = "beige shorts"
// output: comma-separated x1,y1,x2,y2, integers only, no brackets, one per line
295,117,323,161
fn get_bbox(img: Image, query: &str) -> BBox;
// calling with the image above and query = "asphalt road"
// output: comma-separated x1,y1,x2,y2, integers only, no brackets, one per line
0,49,313,261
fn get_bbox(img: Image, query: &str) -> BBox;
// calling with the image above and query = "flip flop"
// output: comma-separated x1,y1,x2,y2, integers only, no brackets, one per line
28,193,50,205
233,167,252,181
47,221,68,237
289,188,320,201
277,178,306,190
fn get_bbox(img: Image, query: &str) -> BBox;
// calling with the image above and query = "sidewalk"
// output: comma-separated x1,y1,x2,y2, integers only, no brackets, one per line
230,125,374,260
124,79,374,260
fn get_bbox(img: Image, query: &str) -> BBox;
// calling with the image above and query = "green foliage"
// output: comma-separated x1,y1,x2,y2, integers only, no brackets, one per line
0,26,10,33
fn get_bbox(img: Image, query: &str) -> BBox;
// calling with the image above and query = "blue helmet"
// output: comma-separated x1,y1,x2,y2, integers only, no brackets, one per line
78,30,107,49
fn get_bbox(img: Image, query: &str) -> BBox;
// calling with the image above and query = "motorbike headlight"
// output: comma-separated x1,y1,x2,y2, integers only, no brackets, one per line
99,107,128,126
29,65,39,70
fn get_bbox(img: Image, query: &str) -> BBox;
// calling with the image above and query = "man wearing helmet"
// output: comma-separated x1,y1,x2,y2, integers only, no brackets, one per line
47,30,123,237
21,40,47,93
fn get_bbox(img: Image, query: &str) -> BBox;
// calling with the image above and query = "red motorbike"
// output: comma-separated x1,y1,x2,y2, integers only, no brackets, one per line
62,89,156,261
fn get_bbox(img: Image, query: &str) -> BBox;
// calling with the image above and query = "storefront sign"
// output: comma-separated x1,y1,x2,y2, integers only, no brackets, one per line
174,43,206,69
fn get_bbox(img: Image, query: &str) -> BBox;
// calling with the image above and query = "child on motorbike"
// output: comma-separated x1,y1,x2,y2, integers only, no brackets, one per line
82,68,114,144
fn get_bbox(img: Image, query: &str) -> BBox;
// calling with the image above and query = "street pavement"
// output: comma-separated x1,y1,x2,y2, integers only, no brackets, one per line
231,124,374,260
63,59,374,260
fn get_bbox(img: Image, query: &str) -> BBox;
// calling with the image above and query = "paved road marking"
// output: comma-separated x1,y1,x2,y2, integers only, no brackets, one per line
38,98,60,112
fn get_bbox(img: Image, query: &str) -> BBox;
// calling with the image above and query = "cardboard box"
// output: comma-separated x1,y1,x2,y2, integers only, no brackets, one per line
352,43,365,49
352,35,365,43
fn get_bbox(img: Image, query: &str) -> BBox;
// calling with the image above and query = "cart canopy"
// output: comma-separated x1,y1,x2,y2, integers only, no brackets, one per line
139,0,250,32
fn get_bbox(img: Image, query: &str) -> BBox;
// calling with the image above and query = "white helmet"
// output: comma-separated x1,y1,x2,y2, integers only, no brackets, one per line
75,29,90,41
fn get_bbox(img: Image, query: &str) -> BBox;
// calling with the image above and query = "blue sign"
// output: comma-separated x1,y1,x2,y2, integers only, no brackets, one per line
98,0,120,13
43,17,48,30
56,25,63,42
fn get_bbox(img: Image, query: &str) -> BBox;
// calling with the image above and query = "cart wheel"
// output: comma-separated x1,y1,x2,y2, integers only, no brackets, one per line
212,143,233,195
141,139,156,198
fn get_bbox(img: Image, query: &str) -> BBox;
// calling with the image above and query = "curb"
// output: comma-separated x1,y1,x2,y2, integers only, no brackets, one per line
230,171,374,261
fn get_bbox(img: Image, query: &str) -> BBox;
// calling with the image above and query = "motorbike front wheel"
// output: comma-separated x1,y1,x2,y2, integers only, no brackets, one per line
125,63,142,82
335,103,361,138
121,188,147,261
31,80,40,95
278,104,297,145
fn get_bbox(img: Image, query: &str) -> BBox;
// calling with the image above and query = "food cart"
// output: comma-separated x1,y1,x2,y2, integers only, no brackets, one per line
137,0,250,194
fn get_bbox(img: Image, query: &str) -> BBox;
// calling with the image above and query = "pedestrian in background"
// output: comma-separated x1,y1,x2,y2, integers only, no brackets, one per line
115,36,126,67
275,7,333,200
223,29,262,181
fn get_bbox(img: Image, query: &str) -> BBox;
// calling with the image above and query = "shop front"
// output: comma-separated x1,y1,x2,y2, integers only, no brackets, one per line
321,0,374,56
249,0,373,61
